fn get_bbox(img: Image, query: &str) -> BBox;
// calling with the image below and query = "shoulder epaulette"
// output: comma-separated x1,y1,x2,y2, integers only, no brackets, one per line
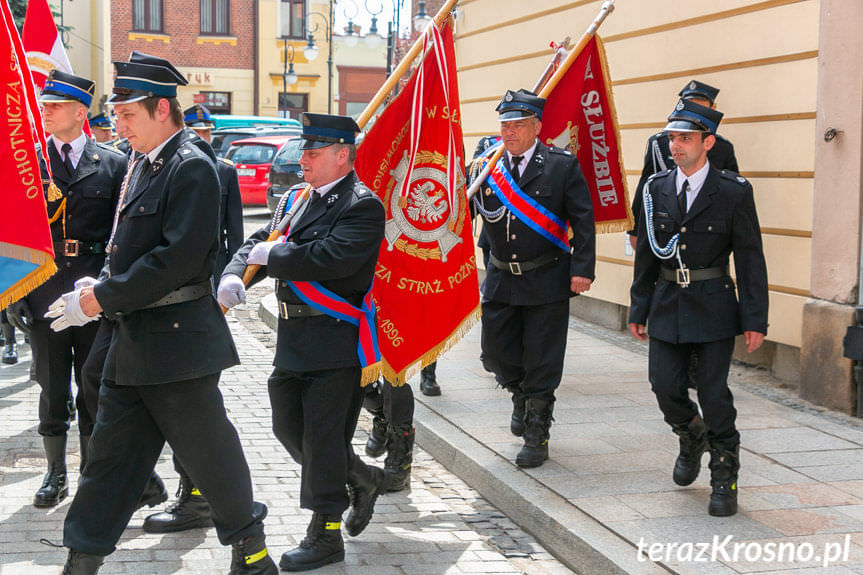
547,146,572,156
647,169,673,182
95,142,124,157
219,157,234,166
720,170,748,186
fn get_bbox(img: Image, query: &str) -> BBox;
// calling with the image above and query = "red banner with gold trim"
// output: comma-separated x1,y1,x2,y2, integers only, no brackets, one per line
355,19,479,384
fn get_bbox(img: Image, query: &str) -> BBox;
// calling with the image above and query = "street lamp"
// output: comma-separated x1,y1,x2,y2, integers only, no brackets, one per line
304,2,335,114
281,39,298,118
414,0,432,32
343,2,360,47
364,0,384,49
303,33,319,62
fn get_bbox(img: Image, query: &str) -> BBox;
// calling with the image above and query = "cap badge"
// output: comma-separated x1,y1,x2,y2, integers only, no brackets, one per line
689,81,696,90
676,101,685,111
505,92,513,102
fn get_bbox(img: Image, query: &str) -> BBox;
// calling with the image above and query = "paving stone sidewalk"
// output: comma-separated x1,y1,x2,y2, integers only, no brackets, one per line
0,283,572,575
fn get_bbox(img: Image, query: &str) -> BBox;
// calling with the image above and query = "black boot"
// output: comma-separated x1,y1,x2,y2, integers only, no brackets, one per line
2,323,17,365
229,531,278,575
345,456,385,536
384,424,414,492
708,445,740,517
143,474,212,533
279,513,345,572
34,435,68,508
419,363,441,396
365,414,389,458
62,549,104,575
135,472,169,511
671,415,708,486
516,398,554,468
79,435,90,474
509,391,526,437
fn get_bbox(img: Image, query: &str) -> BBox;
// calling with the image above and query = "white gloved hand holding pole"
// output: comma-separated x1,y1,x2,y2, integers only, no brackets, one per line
217,274,247,309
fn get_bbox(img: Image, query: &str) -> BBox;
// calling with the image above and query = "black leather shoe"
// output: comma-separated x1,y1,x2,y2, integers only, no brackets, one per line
2,342,17,364
230,532,278,575
365,415,389,458
135,472,168,511
515,399,553,468
280,513,345,572
62,549,104,575
34,436,67,508
671,415,708,486
510,392,526,437
144,478,212,533
708,446,740,517
346,458,385,536
419,364,441,396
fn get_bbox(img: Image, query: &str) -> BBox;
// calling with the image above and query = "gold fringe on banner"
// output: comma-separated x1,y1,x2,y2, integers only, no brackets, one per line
0,242,57,310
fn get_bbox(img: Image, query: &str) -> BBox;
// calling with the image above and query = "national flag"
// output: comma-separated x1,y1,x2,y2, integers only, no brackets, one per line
22,0,72,88
539,35,631,233
0,0,57,309
355,18,479,384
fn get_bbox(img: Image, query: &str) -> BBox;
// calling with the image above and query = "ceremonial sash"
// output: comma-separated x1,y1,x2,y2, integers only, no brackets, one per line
276,188,381,369
486,160,570,252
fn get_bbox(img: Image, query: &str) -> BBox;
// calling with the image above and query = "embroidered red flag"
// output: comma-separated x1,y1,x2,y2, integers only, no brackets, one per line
0,1,56,309
539,35,632,233
22,0,72,88
355,18,479,384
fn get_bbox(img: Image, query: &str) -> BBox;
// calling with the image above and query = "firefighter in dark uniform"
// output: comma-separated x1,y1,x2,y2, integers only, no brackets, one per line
88,112,115,144
219,113,386,572
55,52,277,575
472,89,595,469
628,99,768,517
6,70,127,509
629,80,739,249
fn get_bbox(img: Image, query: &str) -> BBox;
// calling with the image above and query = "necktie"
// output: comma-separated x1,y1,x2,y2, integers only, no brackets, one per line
61,143,75,177
511,155,524,183
678,179,689,217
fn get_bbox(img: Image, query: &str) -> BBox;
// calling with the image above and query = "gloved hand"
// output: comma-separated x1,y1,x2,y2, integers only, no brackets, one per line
74,276,100,291
44,289,100,332
7,300,32,334
247,238,285,266
217,274,246,309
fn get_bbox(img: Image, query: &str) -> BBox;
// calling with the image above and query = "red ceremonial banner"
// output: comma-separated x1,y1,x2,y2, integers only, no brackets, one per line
0,1,56,309
22,0,73,89
539,35,632,233
355,19,479,384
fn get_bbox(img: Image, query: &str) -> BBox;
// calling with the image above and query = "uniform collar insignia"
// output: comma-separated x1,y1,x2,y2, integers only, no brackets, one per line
327,193,339,205
152,157,164,173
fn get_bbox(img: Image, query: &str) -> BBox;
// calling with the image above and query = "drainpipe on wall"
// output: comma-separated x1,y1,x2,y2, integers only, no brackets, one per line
253,0,259,115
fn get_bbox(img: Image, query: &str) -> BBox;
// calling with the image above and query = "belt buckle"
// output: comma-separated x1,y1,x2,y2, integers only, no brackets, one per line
509,262,522,275
279,301,289,319
63,239,79,257
676,267,690,288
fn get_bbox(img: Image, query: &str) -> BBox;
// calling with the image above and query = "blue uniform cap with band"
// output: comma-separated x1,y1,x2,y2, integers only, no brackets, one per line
496,89,545,122
39,70,95,108
107,51,188,105
88,112,113,129
183,104,215,129
663,98,723,135
678,79,720,106
299,113,360,150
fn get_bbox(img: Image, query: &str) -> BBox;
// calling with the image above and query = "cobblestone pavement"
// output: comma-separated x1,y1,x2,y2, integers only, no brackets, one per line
0,272,573,574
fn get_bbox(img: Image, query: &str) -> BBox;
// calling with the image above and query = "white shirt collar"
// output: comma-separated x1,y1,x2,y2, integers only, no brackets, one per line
313,173,349,197
676,160,710,208
50,132,88,169
505,139,538,176
146,129,184,164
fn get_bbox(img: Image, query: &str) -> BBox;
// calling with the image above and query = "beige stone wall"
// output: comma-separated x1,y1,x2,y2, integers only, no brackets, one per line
456,0,820,349
177,68,256,115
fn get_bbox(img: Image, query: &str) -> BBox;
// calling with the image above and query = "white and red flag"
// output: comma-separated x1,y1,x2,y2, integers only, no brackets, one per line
355,17,479,384
22,0,72,89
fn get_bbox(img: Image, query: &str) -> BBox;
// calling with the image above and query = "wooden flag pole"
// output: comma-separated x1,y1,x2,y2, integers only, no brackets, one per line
464,0,616,201
225,0,459,311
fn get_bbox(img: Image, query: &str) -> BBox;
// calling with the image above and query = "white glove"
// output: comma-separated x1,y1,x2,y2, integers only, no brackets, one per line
44,289,99,332
247,238,285,266
217,274,246,309
74,276,100,290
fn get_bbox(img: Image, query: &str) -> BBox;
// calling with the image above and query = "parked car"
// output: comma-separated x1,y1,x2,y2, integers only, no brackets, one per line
211,114,301,130
225,135,298,206
211,126,301,158
266,137,305,214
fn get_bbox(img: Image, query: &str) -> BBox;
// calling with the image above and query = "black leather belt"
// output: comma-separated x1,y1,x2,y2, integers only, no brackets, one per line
488,251,563,276
54,239,106,257
142,282,212,309
278,302,325,320
660,265,728,287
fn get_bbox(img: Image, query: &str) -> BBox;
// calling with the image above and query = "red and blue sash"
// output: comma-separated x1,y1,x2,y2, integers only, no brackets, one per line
276,188,381,368
486,160,570,252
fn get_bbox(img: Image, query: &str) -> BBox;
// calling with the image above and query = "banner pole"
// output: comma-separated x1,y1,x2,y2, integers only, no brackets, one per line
465,0,615,201
226,0,461,310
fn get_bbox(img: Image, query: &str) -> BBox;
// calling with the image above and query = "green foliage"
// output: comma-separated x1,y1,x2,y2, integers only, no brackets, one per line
8,0,73,47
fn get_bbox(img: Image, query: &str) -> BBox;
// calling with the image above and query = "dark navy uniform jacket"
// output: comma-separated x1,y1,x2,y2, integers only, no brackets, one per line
630,133,738,234
94,130,239,385
225,171,385,372
215,158,244,279
629,166,768,343
474,141,595,305
27,139,126,318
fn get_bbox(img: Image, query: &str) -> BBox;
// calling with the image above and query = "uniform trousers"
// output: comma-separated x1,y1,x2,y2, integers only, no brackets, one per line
79,319,113,436
363,377,415,427
480,299,570,400
648,336,739,449
30,319,99,436
268,366,365,515
63,373,260,556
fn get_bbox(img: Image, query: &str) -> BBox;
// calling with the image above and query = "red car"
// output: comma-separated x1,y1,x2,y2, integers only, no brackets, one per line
225,135,298,205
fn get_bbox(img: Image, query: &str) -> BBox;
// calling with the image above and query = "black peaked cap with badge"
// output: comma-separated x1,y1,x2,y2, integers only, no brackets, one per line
107,51,188,105
39,69,95,108
678,80,720,106
184,104,215,129
664,99,723,135
299,113,360,150
496,89,545,122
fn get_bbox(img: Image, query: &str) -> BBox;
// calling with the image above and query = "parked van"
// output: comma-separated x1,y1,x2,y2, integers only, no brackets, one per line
211,114,301,130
